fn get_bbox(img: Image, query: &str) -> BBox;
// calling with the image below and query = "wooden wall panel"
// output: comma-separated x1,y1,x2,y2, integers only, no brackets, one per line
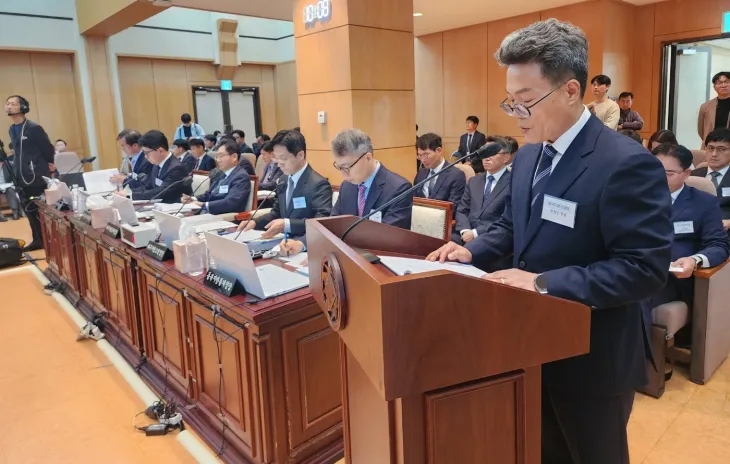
118,57,159,134
85,37,120,169
0,51,86,157
653,0,728,36
487,13,541,138
295,28,352,95
602,1,633,99
275,61,300,131
260,66,278,136
632,4,656,137
414,34,444,136
442,23,489,138
349,27,415,91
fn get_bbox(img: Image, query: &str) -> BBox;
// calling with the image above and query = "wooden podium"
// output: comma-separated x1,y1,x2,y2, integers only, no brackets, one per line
306,217,591,464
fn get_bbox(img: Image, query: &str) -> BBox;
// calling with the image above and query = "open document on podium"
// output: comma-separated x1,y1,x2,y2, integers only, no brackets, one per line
378,256,487,279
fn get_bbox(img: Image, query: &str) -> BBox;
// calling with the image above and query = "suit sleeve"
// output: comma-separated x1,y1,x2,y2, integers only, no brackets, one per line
239,158,255,176
457,135,466,156
455,181,472,232
604,105,620,130
542,153,673,309
207,175,251,215
331,186,343,217
464,178,515,266
132,164,187,201
448,171,466,206
183,156,196,174
382,181,414,229
254,186,283,229
696,195,730,267
698,105,706,140
33,125,55,164
288,180,333,236
622,112,644,131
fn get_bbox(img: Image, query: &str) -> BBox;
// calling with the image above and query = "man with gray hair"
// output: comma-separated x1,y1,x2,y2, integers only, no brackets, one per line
428,19,672,463
280,128,412,255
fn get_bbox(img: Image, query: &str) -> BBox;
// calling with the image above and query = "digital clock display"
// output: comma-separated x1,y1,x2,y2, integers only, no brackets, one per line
303,0,331,26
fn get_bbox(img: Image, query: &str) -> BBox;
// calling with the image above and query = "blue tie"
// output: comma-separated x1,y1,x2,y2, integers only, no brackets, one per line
531,144,558,215
483,175,495,203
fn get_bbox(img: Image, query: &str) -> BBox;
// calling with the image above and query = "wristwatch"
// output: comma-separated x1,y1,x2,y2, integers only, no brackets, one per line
693,255,703,269
534,273,548,295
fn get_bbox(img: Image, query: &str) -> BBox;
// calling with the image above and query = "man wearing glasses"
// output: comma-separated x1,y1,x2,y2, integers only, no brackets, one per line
182,139,250,214
692,128,730,233
698,71,730,145
115,130,192,203
280,128,412,256
237,129,332,239
427,19,672,464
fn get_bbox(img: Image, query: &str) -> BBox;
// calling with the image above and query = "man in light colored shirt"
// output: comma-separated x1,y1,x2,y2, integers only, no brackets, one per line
691,128,730,232
587,74,620,129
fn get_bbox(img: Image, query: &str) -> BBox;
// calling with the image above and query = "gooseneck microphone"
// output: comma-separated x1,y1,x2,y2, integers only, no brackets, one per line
233,188,277,241
340,143,504,242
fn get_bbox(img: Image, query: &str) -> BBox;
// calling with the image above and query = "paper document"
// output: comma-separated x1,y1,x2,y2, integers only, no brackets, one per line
669,266,684,273
132,199,162,205
0,182,13,192
83,169,120,194
194,221,236,233
220,230,284,243
257,190,273,200
153,202,201,213
280,252,309,267
378,256,487,279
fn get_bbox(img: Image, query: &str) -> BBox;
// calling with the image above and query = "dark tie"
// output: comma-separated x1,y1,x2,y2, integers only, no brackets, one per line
483,175,495,203
530,144,558,216
263,163,272,182
467,134,473,153
427,170,437,198
711,171,721,188
357,184,367,217
286,177,295,208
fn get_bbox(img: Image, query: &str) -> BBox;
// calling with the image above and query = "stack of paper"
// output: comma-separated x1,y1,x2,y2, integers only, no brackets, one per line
83,169,120,194
153,202,201,213
378,256,487,279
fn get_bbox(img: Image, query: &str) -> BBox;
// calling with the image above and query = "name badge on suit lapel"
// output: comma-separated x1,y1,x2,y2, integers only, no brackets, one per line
674,221,694,234
722,187,730,197
369,211,382,223
219,185,229,195
293,197,306,209
541,195,577,228
155,178,163,187
132,173,138,180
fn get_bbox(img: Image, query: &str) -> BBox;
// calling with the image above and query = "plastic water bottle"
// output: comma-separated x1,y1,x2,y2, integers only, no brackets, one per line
71,184,79,213
179,223,205,276
77,187,86,213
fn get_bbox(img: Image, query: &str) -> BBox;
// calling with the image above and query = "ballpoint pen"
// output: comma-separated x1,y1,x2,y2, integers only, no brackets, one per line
284,232,289,257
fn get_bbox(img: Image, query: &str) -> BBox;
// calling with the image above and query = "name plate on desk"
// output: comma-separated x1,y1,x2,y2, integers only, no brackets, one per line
204,269,240,297
145,242,172,261
104,222,121,239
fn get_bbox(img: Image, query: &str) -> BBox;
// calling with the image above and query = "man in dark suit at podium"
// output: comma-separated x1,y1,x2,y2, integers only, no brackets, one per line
414,133,465,208
453,136,512,245
457,116,486,174
428,19,672,464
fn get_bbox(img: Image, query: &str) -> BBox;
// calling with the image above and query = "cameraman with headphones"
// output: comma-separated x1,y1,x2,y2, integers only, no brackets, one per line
5,95,54,252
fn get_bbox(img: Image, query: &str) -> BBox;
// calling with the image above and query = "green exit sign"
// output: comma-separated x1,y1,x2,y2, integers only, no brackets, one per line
724,11,730,33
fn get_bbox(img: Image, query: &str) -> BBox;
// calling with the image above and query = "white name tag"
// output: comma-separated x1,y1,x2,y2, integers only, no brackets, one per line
674,221,694,234
219,185,229,194
132,172,138,180
369,211,382,223
293,197,306,209
155,178,163,187
722,187,730,197
541,195,577,228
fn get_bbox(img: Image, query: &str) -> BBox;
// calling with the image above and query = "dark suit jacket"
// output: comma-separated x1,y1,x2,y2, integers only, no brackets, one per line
238,157,255,176
652,186,730,309
691,166,730,221
465,115,673,394
455,170,511,236
180,152,197,174
123,153,154,189
197,165,251,215
254,164,333,236
8,119,55,188
193,153,216,171
332,164,413,229
132,156,192,203
457,131,486,174
259,162,283,191
413,162,465,207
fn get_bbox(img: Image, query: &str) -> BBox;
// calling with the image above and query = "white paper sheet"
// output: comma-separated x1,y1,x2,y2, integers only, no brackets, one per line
669,266,684,273
219,230,284,243
258,190,273,200
82,169,120,194
153,202,201,213
378,255,487,279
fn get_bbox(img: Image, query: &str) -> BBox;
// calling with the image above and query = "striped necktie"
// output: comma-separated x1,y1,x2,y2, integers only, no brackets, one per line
530,144,558,215
357,184,367,217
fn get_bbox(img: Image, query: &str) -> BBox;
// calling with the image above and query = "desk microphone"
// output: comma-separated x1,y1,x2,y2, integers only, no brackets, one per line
132,176,194,214
64,156,97,176
340,142,503,242
233,188,277,241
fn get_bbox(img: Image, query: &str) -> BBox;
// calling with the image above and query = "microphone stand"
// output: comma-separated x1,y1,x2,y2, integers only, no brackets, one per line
233,189,277,241
340,144,501,242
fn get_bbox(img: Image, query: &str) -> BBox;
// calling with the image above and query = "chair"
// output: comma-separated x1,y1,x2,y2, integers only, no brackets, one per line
255,156,267,179
641,301,689,398
695,161,709,170
685,176,716,196
691,149,707,168
246,175,259,212
453,163,476,183
411,198,453,240
192,169,209,176
192,174,210,195
242,153,256,171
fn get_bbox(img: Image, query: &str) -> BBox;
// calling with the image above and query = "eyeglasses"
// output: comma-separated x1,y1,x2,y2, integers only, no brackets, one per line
500,81,569,119
416,150,437,160
142,149,155,156
706,145,730,154
215,152,232,161
333,152,368,174
665,170,685,177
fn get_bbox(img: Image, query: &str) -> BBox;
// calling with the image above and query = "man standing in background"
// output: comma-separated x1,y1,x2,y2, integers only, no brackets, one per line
4,95,54,251
457,116,486,174
588,75,620,129
617,92,644,131
698,71,730,145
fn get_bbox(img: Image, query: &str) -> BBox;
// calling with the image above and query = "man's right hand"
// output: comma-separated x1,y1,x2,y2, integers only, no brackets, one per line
237,220,256,232
110,174,128,184
723,220,730,231
426,242,473,264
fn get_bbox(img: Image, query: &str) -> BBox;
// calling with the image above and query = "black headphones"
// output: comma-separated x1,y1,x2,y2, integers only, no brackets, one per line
7,95,29,114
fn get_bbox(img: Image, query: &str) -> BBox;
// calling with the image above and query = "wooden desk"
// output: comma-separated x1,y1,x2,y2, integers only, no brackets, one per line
38,203,344,464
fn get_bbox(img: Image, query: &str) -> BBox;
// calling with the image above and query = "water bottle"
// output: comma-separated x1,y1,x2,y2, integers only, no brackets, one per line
186,241,206,277
71,184,79,213
77,187,87,213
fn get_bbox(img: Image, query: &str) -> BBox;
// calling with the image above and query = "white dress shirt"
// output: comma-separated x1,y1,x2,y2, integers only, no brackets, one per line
284,163,309,234
462,167,508,238
706,164,730,187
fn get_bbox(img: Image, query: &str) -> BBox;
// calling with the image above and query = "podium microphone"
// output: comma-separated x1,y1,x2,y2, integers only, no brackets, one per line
63,156,97,176
132,176,193,213
340,143,503,242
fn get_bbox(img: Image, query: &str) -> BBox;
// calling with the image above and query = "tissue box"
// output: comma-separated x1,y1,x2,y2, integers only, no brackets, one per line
173,239,208,274
45,188,64,205
90,207,115,229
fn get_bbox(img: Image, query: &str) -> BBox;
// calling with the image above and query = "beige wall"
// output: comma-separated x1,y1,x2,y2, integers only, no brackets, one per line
275,61,300,131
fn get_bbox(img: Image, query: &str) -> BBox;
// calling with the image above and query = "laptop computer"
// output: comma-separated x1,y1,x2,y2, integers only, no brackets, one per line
205,232,309,300
154,212,237,247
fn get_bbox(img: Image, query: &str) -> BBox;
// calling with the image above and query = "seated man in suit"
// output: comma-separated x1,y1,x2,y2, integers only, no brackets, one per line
204,134,217,153
692,128,730,233
453,136,513,245
653,143,730,307
172,138,196,174
116,130,192,203
183,139,251,215
110,129,153,189
190,138,215,171
280,128,413,255
258,140,283,191
457,115,487,174
237,129,332,240
414,133,465,207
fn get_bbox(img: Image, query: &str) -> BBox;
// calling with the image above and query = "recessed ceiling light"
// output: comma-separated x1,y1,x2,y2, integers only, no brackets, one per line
413,13,423,17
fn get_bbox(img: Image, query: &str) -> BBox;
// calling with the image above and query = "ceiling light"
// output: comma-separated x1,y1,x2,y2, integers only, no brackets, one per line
413,13,423,17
